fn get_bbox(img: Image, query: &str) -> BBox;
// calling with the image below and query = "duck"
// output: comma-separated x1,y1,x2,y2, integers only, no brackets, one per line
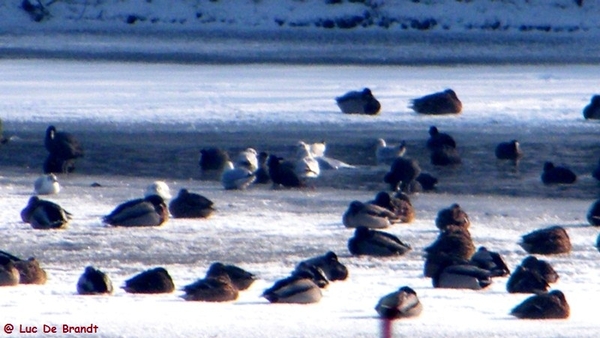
77,266,114,295
519,225,572,255
262,270,322,304
423,253,470,278
430,145,461,166
103,195,168,227
221,161,256,190
44,125,84,161
0,261,20,286
424,226,475,261
342,200,400,229
199,147,230,172
435,203,470,231
375,286,423,319
432,263,492,290
296,251,349,282
20,196,72,230
469,247,510,277
0,251,47,285
268,155,305,188
347,226,411,256
144,181,172,200
181,263,239,302
220,264,257,291
383,157,421,192
370,191,415,223
122,267,175,294
376,139,407,165
410,89,462,115
426,126,457,151
506,265,550,294
253,151,271,184
234,148,259,172
510,290,570,319
586,198,600,226
168,189,215,219
582,95,600,120
541,162,576,185
292,262,330,289
34,173,60,195
335,88,381,115
495,140,523,160
520,255,559,283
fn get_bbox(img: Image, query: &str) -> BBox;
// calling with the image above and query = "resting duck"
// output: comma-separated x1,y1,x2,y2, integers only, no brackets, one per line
375,286,423,319
335,88,381,115
348,226,412,257
510,290,570,319
342,200,400,229
103,195,168,227
519,225,572,255
181,262,239,302
168,189,215,219
122,267,175,294
77,266,114,295
410,89,462,115
20,196,72,230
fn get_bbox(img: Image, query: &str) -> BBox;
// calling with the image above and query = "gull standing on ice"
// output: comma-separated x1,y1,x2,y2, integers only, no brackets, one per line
34,173,60,195
221,161,256,190
295,141,320,178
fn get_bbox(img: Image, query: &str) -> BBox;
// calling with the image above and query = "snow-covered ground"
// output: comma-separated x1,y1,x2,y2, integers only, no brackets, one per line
1,60,600,337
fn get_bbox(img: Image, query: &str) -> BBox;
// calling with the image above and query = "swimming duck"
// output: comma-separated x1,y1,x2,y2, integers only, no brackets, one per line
376,139,407,165
343,200,400,229
44,125,84,161
182,262,239,302
103,195,168,227
541,162,576,185
297,251,349,282
348,226,412,257
495,140,523,160
20,196,72,230
122,267,174,294
168,189,215,219
519,226,572,255
410,89,462,115
435,203,470,231
34,173,60,195
335,88,381,115
77,266,114,295
510,290,570,319
375,286,423,319
262,270,323,304
383,157,421,192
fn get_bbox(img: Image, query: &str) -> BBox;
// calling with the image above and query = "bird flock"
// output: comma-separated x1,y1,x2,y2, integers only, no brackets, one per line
2,90,600,326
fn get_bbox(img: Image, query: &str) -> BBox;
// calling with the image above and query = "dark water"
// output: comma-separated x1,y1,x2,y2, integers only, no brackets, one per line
3,121,600,201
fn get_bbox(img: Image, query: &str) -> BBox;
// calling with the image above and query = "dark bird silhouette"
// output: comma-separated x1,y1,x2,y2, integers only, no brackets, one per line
375,286,423,319
293,262,330,289
586,198,600,226
77,266,114,295
415,172,438,191
182,263,239,302
199,147,230,172
435,203,470,231
519,226,572,255
370,191,415,223
348,226,412,256
103,195,168,227
44,125,84,161
297,251,349,282
43,153,76,174
432,263,492,290
335,88,381,115
520,256,559,283
430,145,461,166
254,151,271,184
122,267,174,294
495,140,523,160
425,226,475,261
510,290,570,319
426,126,456,150
583,95,600,119
20,196,72,230
469,247,510,277
383,157,421,192
168,189,215,219
410,89,462,115
541,162,576,185
221,264,257,291
267,155,304,188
